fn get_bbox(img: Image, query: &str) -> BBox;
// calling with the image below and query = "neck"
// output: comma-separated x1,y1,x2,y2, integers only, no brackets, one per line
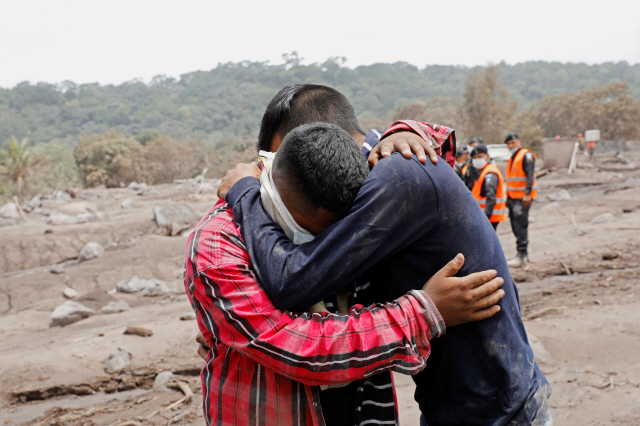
352,132,366,148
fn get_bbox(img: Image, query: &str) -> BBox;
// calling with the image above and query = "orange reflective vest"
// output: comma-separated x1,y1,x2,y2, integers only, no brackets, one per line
506,149,537,199
471,163,506,223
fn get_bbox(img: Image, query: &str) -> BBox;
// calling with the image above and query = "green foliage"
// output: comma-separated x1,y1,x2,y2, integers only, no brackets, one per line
74,132,141,188
135,135,199,184
2,60,640,148
0,136,42,196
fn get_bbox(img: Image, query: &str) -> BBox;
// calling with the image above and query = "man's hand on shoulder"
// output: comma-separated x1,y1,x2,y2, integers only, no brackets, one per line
217,163,261,200
368,131,439,167
422,254,505,327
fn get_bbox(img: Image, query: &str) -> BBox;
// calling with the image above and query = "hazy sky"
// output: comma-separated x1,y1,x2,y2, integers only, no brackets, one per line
2,0,639,88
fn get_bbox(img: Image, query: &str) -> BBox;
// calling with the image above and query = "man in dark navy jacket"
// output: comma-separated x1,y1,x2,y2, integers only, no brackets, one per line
218,85,552,425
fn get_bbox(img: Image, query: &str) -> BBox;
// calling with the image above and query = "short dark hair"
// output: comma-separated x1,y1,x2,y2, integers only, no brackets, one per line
257,84,365,152
274,123,369,218
468,136,484,145
504,132,520,143
471,144,488,156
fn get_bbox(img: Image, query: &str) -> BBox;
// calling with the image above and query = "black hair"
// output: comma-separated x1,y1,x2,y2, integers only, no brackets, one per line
504,132,520,143
257,84,365,152
468,136,484,145
471,144,488,156
273,123,369,218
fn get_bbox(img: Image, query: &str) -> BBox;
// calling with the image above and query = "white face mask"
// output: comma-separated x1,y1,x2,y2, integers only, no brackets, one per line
258,151,316,245
455,161,466,167
472,158,487,169
509,147,520,154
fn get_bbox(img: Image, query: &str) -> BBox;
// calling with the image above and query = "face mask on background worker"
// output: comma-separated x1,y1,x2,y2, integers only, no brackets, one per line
472,158,487,169
509,147,520,154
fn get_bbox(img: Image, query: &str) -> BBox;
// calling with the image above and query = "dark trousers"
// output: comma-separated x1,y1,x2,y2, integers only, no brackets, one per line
507,197,530,255
491,222,499,231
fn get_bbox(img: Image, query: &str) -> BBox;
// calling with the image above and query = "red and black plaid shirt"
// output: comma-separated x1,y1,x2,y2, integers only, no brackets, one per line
184,200,445,426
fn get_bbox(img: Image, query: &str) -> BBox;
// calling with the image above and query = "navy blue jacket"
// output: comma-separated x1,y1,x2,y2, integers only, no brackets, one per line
226,153,550,425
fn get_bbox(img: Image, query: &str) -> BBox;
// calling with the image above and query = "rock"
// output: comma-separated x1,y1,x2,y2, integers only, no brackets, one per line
76,289,117,310
180,313,196,321
591,213,617,224
121,198,136,208
540,202,559,211
47,211,100,225
0,218,5,226
153,371,175,392
50,301,95,327
28,195,42,209
527,332,554,365
153,204,200,236
128,182,147,191
199,183,216,193
55,202,97,216
0,202,20,220
140,281,173,297
123,326,153,337
601,250,619,261
116,276,174,296
100,300,131,314
54,190,72,203
546,190,572,202
103,348,131,374
78,242,104,262
44,228,53,234
62,287,77,299
50,264,65,274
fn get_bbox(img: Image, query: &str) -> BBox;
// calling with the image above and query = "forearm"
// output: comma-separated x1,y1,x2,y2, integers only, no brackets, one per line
524,158,535,194
192,265,444,386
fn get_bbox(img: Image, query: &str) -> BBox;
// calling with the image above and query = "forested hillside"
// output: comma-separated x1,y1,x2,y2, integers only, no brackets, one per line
2,58,640,148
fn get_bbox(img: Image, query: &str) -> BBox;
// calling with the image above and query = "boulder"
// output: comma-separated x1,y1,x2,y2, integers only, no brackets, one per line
50,264,65,274
76,289,117,310
0,202,20,220
121,198,136,208
153,204,200,236
116,276,174,296
54,190,72,203
103,348,131,374
546,190,572,202
62,287,77,299
78,242,105,262
128,182,147,191
100,300,131,314
50,301,95,327
591,213,617,224
153,371,175,392
123,326,153,337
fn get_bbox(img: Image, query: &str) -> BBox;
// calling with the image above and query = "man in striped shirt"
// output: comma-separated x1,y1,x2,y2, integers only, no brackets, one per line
187,85,506,426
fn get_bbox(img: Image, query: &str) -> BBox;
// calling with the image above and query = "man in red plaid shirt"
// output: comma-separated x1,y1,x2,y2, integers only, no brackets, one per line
185,86,505,426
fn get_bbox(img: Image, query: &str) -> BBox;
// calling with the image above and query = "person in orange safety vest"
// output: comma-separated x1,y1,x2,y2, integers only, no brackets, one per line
469,144,506,231
504,132,537,268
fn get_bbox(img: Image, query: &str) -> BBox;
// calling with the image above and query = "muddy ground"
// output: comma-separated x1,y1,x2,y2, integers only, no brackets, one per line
1,150,639,426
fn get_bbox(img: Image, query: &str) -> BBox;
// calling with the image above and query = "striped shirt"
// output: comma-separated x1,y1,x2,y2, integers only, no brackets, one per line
184,200,446,426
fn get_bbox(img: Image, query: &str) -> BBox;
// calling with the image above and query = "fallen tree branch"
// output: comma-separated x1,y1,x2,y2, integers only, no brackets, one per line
523,306,566,321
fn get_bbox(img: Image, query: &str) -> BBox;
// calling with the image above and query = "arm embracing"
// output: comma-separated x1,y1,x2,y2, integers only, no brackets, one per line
226,155,438,311
189,261,444,386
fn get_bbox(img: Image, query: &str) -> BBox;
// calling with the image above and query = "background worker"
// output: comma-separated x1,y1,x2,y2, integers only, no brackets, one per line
504,132,537,268
455,145,469,180
468,136,484,148
462,137,484,189
469,144,506,231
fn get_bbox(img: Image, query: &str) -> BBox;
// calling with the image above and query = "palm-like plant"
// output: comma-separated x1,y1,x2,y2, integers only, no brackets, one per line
0,136,41,196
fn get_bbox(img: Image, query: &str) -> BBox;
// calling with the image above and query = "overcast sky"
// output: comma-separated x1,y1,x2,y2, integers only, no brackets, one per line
1,0,639,89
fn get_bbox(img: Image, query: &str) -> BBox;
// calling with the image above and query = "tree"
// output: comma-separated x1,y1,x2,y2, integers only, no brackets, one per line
458,66,518,144
529,82,640,140
74,132,141,187
0,137,42,196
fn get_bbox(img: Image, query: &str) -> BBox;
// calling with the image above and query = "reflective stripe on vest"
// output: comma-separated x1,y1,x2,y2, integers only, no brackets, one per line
471,163,506,223
506,148,537,199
